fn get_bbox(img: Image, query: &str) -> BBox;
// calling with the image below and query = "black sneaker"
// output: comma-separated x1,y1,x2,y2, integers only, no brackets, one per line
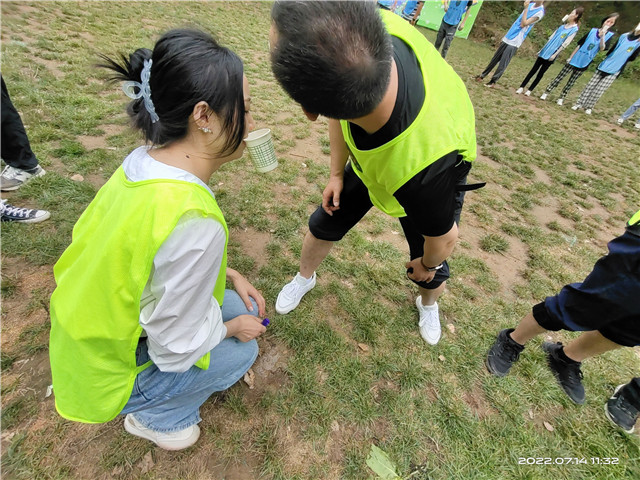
1,199,50,223
542,342,585,404
486,328,525,377
605,384,639,434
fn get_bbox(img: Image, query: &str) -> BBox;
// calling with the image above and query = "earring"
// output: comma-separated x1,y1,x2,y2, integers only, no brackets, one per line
200,126,212,133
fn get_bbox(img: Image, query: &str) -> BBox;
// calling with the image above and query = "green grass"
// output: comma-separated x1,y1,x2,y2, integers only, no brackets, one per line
1,2,639,480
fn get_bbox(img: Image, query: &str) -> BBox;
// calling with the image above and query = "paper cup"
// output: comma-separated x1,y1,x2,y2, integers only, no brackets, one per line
244,128,278,173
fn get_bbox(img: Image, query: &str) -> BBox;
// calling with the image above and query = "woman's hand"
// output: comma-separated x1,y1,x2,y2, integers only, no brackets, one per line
228,268,266,317
225,314,266,342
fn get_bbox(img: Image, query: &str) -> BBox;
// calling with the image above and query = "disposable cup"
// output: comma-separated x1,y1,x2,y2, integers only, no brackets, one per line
244,128,278,173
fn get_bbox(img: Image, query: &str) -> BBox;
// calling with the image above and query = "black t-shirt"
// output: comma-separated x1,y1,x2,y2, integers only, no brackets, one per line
348,36,463,237
350,36,424,150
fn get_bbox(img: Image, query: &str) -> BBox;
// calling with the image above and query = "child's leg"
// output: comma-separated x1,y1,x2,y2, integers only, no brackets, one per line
575,71,600,106
440,23,457,59
480,42,507,78
563,331,622,362
488,44,517,84
620,97,640,121
545,63,571,93
520,58,544,89
582,72,617,110
528,59,552,91
559,68,583,99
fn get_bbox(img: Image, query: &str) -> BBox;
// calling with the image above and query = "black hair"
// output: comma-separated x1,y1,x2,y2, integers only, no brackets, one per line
99,29,245,155
600,12,619,28
271,0,392,119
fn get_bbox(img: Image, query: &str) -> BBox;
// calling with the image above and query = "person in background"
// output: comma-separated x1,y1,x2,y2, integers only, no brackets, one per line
1,199,50,223
516,7,583,96
541,13,618,106
1,76,46,191
49,29,266,451
572,23,640,115
605,378,640,434
486,211,640,406
433,0,476,59
617,97,640,129
476,0,545,88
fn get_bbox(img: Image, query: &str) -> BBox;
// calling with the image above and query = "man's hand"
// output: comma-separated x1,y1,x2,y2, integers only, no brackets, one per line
225,315,266,342
322,176,343,216
458,22,466,31
405,258,436,284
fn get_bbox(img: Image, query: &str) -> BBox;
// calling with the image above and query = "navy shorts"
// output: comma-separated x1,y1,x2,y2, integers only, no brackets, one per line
532,229,640,347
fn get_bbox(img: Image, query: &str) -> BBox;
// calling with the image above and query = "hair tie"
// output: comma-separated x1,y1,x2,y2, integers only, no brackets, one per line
122,59,159,123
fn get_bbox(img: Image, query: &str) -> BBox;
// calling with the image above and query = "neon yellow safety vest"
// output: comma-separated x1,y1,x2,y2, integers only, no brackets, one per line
340,9,477,217
49,167,228,423
629,210,640,227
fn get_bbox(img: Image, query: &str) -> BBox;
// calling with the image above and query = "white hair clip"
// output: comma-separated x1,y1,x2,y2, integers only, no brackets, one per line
122,59,159,123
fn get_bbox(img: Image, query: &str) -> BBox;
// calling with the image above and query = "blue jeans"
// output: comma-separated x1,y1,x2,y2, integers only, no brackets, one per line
120,290,259,432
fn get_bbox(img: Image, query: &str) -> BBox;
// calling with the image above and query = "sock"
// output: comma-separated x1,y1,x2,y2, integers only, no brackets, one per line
557,345,581,365
295,273,314,285
418,299,438,311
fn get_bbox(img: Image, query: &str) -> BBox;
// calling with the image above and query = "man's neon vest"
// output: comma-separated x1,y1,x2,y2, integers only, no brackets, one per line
340,9,476,217
49,167,228,423
570,28,614,69
598,33,640,74
629,210,640,227
539,24,579,60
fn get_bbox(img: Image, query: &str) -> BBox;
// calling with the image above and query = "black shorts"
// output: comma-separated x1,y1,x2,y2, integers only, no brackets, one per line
308,153,471,289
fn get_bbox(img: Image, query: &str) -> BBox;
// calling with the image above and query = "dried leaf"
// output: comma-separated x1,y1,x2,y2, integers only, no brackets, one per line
358,343,370,353
543,421,554,432
446,324,455,334
528,409,534,419
366,445,401,480
139,451,154,475
45,384,53,398
243,368,255,389
70,174,84,182
111,465,124,476
438,355,446,362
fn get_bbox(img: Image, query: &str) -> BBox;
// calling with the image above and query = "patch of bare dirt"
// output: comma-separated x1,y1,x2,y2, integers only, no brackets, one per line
231,226,271,270
77,124,127,150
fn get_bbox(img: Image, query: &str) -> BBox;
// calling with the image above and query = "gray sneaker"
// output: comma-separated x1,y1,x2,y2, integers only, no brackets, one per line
1,165,46,191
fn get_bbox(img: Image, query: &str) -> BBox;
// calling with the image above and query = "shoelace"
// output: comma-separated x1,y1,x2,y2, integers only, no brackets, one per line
282,281,303,299
499,338,520,362
1,166,19,179
564,363,584,387
2,203,34,218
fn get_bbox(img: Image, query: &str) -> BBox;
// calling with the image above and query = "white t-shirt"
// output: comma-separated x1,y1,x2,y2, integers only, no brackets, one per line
502,7,545,48
123,146,227,373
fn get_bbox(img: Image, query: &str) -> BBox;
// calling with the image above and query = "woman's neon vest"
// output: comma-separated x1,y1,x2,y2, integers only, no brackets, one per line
504,3,545,43
539,24,579,60
49,167,228,423
570,28,614,69
629,210,640,227
340,9,476,217
598,33,640,74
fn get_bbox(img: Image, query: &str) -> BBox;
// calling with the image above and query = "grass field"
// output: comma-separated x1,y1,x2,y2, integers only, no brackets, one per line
1,2,639,479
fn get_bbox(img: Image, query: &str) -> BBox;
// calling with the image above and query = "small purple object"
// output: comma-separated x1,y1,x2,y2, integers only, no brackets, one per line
261,318,270,327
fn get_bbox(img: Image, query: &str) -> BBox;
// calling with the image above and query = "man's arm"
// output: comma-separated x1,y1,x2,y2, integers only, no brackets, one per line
458,2,474,31
322,118,350,216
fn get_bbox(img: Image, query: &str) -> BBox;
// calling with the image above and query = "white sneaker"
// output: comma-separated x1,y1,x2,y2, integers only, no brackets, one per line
571,104,581,111
275,272,316,314
617,118,624,125
556,98,564,106
515,87,524,94
524,90,532,97
0,165,46,191
540,92,548,100
416,296,441,345
124,414,200,450
585,109,592,115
